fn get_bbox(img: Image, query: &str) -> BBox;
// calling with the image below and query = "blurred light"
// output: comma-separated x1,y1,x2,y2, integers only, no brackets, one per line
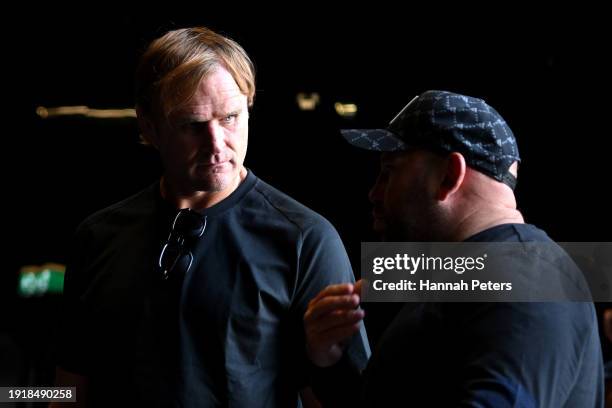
36,105,136,119
334,102,358,118
18,263,65,297
296,92,320,111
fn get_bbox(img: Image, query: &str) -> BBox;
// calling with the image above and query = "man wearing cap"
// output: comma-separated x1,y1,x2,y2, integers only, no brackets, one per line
304,90,603,406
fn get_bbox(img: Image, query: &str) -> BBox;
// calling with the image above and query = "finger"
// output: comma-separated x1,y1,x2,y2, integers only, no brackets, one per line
308,308,364,335
310,322,363,351
354,279,363,297
309,283,354,306
305,294,360,322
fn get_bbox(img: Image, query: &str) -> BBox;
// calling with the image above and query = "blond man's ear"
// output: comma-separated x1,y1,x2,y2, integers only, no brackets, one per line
136,106,158,148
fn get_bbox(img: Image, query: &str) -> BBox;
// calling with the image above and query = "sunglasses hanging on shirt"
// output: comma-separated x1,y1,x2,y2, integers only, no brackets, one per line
158,208,207,280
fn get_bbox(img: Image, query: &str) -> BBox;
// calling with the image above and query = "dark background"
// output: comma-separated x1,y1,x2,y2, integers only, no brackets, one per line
1,8,610,391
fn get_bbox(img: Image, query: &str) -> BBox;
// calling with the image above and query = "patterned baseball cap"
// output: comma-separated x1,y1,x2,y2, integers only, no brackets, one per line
341,90,521,189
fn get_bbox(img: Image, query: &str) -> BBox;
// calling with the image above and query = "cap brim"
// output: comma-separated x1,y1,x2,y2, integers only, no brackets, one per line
341,129,407,152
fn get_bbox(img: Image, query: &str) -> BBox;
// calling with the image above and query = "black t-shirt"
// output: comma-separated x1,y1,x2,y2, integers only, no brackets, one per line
56,170,370,407
362,224,603,407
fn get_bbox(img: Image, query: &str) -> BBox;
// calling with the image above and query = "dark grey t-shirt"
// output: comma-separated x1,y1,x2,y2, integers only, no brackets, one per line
57,170,370,407
362,224,603,407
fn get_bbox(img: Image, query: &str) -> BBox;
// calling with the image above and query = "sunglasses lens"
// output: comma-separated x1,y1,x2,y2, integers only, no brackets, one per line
173,252,193,278
174,209,206,238
160,210,205,279
159,243,193,279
